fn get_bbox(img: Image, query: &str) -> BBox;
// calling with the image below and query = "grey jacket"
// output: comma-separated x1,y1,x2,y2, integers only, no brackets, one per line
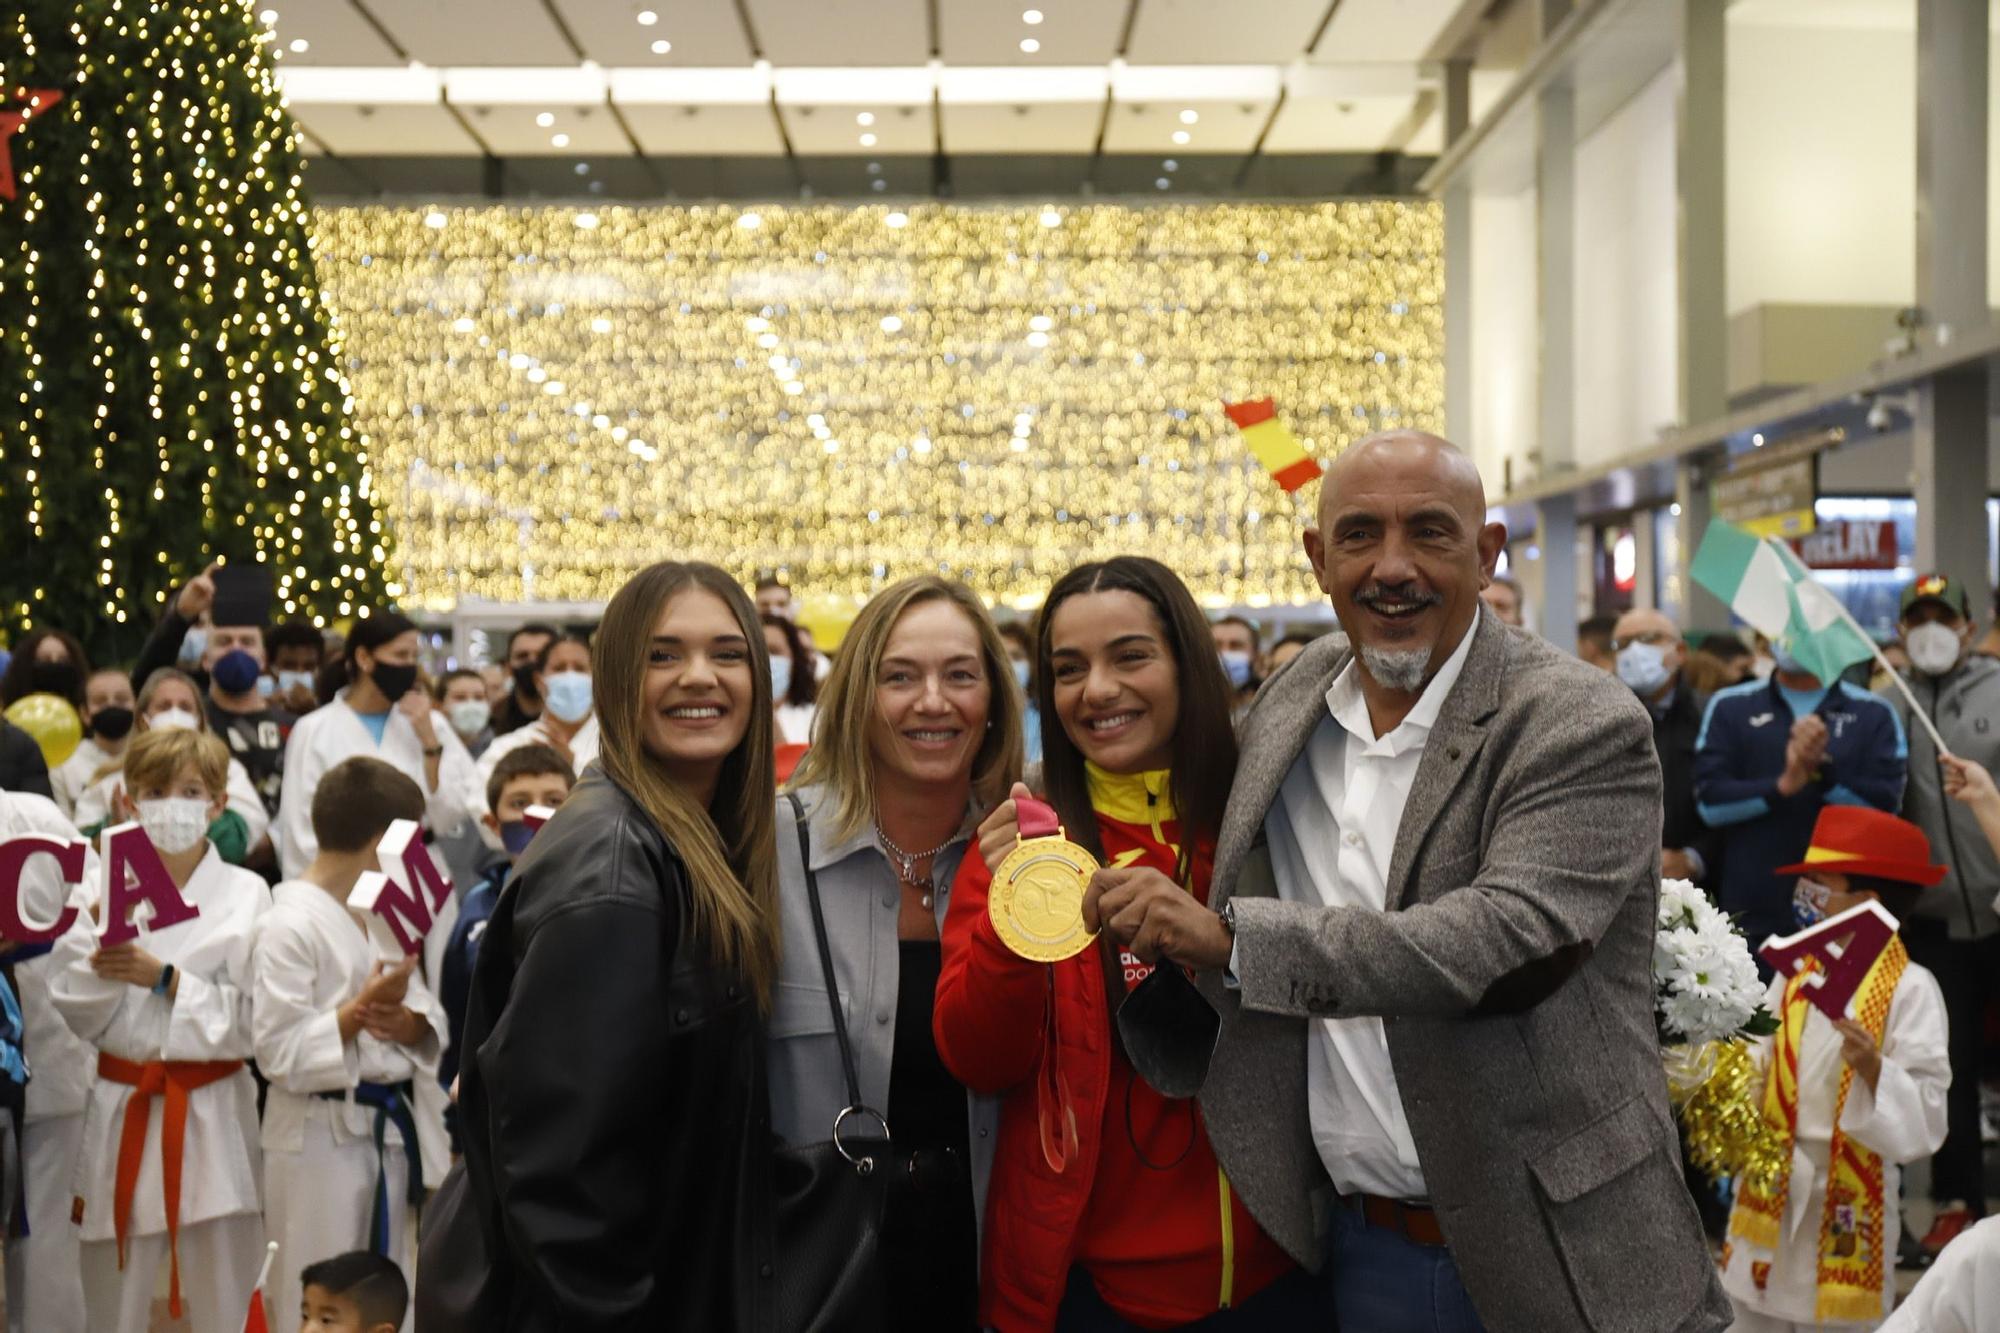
1882,656,2000,940
1187,610,1730,1333
765,785,1001,1240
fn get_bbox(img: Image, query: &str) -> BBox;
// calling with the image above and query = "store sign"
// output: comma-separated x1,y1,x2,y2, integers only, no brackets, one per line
1787,519,1898,570
1711,427,1841,539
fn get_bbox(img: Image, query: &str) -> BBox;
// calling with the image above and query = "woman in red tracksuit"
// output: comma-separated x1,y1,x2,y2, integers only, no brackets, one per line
934,557,1324,1331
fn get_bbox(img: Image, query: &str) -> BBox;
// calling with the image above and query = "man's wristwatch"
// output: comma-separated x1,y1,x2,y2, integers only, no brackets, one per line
152,963,175,996
1218,899,1239,937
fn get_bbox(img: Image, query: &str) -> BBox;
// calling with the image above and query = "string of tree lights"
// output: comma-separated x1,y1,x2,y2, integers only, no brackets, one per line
1,0,387,661
314,201,1442,612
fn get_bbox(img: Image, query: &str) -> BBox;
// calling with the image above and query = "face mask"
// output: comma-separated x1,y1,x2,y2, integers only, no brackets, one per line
1615,641,1673,696
136,796,211,854
1792,877,1833,928
511,662,540,697
30,658,79,699
210,648,262,695
1012,660,1031,690
498,820,537,858
769,656,793,699
448,699,491,739
178,627,209,666
370,661,418,704
90,705,135,741
1219,650,1254,689
1750,656,1776,680
148,707,201,732
1906,622,1965,678
276,669,316,696
543,672,594,723
255,675,276,699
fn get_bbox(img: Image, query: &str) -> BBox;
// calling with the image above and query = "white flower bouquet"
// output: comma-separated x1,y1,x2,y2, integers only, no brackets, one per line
1654,878,1776,1048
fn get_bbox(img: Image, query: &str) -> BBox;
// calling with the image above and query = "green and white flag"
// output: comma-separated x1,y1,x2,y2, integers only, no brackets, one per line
1689,518,1876,683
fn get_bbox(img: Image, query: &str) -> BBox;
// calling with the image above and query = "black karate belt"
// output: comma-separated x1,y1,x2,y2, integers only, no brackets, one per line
316,1079,424,1254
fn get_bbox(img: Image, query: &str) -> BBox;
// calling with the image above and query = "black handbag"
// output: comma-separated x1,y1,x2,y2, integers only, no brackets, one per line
769,793,892,1332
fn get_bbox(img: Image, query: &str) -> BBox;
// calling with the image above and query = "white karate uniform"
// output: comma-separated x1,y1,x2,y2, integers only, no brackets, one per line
0,790,96,1333
276,691,476,880
1880,1214,2000,1333
466,712,598,817
1724,961,1951,1332
48,845,271,1333
49,738,116,821
253,878,445,1325
72,756,269,853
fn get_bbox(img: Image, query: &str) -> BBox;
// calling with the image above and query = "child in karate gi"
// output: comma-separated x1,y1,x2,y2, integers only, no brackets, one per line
0,784,98,1333
1723,806,1952,1332
49,728,270,1333
252,756,445,1328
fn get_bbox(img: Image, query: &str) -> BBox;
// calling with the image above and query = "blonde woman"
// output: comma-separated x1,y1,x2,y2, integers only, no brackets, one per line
433,561,779,1329
769,577,1025,1332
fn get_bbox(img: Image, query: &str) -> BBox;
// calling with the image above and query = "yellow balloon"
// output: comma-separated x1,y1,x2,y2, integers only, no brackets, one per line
5,692,83,770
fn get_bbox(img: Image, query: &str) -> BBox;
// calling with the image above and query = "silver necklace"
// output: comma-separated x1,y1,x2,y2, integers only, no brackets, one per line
876,824,955,908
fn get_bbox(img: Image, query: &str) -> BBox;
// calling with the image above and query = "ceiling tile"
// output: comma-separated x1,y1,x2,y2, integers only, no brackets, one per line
553,0,755,66
940,102,1103,154
1125,0,1329,64
1312,0,1465,63
1102,100,1269,154
621,104,788,155
460,102,631,154
781,102,934,155
291,103,483,155
1263,95,1416,152
742,0,929,65
376,0,577,65
264,2,402,64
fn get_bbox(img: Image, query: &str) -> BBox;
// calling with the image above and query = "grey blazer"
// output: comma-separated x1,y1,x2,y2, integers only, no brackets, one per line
765,785,1001,1243
1192,609,1731,1333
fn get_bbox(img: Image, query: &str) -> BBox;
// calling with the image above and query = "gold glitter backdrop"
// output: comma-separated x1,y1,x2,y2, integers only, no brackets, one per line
312,201,1443,612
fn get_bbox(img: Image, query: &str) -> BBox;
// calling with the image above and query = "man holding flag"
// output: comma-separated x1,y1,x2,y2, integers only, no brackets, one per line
1690,520,1910,955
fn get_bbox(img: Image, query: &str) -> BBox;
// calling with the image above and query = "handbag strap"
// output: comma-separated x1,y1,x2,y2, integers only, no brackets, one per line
786,792,864,1110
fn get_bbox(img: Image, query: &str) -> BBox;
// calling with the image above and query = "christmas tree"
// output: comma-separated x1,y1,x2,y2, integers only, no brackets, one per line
0,0,388,663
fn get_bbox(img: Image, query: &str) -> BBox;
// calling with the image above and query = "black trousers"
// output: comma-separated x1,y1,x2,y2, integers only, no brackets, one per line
1903,918,2000,1213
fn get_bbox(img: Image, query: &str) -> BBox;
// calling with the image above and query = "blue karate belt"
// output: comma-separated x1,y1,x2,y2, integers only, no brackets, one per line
315,1079,424,1255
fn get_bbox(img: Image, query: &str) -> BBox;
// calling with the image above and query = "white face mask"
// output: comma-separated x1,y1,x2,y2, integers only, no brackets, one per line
1906,622,1965,678
448,698,491,738
1615,641,1674,696
136,797,211,854
148,707,201,732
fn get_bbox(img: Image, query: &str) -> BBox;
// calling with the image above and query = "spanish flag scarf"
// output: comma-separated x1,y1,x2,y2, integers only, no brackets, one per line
1729,935,1907,1323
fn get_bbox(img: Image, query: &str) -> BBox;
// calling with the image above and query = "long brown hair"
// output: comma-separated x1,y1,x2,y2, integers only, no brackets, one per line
592,562,779,1006
791,576,1026,842
1035,557,1239,881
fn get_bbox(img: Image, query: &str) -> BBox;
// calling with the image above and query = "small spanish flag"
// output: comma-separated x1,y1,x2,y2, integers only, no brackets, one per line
1223,398,1322,493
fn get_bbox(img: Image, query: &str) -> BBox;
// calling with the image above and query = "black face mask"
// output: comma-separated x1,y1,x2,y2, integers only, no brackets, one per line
370,661,419,705
511,661,540,698
30,658,80,700
1116,965,1221,1099
89,705,135,741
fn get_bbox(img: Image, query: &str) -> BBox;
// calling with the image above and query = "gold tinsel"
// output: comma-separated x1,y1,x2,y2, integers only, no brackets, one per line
1672,1039,1788,1193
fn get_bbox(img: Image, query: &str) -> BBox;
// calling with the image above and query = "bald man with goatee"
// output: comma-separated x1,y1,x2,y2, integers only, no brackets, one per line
1087,432,1730,1332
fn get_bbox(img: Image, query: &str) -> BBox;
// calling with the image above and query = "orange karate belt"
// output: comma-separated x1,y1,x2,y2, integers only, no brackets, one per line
96,1052,243,1318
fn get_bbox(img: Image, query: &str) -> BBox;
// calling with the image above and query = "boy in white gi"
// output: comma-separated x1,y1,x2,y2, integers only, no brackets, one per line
253,755,445,1326
1723,805,1952,1331
49,728,270,1333
0,783,98,1333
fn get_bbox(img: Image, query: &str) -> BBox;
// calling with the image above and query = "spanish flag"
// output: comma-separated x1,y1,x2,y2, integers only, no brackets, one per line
1223,398,1321,493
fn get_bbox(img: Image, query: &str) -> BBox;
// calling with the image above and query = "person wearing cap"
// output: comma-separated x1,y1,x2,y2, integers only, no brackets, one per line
1721,805,1951,1331
1694,632,1908,955
1877,570,2000,1257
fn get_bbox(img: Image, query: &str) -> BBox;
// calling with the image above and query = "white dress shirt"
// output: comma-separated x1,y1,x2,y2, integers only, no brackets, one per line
1262,615,1479,1201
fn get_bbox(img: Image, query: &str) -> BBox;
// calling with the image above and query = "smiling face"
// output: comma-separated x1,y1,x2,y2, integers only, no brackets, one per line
1048,589,1179,774
1305,432,1506,695
866,598,992,792
640,588,755,790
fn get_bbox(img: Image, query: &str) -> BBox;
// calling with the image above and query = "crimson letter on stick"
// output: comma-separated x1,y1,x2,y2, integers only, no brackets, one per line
0,834,86,943
346,819,453,956
96,823,201,946
1759,900,1899,1022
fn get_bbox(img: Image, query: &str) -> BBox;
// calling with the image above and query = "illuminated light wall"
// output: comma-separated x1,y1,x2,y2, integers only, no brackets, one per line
313,201,1442,611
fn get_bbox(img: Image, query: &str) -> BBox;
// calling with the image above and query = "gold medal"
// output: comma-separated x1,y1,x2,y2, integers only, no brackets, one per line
989,797,1098,963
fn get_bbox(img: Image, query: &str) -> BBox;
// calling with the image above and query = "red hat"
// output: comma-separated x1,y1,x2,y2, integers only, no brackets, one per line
1774,806,1948,886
